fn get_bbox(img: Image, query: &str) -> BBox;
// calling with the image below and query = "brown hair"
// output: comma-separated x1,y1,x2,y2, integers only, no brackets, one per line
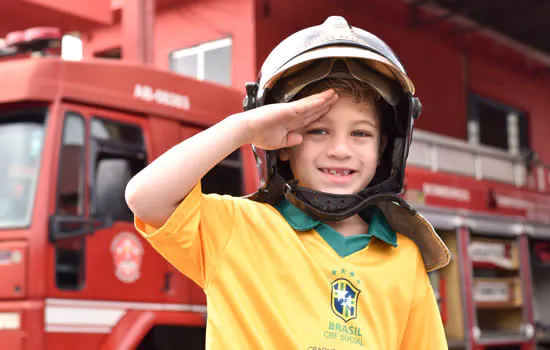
292,78,389,127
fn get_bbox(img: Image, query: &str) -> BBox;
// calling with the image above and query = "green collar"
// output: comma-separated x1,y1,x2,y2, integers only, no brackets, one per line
274,199,397,257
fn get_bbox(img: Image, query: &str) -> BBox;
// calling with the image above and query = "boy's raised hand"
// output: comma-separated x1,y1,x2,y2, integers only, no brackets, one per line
244,89,338,150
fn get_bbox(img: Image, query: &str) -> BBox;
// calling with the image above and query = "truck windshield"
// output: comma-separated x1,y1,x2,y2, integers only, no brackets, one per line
0,108,46,228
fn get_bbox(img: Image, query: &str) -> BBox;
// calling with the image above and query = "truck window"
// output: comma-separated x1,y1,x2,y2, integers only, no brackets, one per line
55,112,86,290
202,149,243,196
90,117,146,221
0,108,45,228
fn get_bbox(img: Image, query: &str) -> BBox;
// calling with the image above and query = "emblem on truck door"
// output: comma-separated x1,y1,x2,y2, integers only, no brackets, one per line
110,232,144,283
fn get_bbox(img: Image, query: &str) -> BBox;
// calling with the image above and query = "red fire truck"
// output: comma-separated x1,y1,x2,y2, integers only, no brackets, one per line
1,22,550,350
0,28,257,350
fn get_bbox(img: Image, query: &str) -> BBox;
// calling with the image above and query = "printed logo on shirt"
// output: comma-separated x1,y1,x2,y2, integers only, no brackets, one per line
323,269,365,347
324,321,364,347
331,277,360,322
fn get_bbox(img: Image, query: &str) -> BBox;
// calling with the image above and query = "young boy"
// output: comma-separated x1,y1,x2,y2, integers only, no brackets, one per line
126,16,451,349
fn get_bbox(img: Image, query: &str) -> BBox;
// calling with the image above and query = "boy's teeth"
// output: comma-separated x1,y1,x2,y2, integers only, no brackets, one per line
323,169,352,176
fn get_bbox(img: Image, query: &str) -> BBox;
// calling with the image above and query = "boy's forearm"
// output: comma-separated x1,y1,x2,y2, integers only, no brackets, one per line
125,113,250,227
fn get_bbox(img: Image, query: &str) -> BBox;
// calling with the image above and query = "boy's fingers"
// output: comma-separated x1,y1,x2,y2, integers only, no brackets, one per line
285,132,303,147
301,105,332,127
301,94,337,124
292,89,337,116
292,98,322,116
314,88,337,101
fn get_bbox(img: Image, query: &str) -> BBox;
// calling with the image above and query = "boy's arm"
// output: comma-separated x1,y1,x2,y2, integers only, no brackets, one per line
125,114,248,228
125,89,337,229
399,273,448,350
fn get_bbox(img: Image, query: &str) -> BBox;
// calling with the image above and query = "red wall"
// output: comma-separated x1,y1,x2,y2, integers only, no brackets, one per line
254,0,467,139
84,0,550,164
84,0,256,91
84,23,121,56
253,0,550,163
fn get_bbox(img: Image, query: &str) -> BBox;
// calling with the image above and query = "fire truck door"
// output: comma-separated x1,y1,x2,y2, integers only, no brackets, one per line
48,106,168,311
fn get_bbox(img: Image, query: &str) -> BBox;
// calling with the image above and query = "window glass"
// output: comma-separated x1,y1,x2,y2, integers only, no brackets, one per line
468,95,529,153
57,113,85,215
0,108,45,228
204,45,232,85
170,38,232,86
55,111,86,291
55,237,85,290
477,103,509,150
91,118,143,145
94,157,145,222
202,149,242,196
170,54,198,78
91,117,147,222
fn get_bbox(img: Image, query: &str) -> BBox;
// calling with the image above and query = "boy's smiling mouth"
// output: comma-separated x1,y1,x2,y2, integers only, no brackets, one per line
319,167,357,177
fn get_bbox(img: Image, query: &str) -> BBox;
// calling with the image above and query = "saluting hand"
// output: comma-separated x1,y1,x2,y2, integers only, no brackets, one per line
243,89,338,150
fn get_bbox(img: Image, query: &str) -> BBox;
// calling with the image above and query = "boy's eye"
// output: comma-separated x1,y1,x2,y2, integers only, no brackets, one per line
307,129,328,135
351,130,372,137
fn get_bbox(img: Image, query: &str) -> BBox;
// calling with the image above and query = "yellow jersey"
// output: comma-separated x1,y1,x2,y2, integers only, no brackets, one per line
135,183,447,349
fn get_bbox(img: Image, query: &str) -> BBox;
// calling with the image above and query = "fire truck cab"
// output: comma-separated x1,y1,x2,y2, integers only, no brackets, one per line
0,29,250,350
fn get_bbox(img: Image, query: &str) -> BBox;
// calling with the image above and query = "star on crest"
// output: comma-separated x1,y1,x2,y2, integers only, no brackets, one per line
329,268,361,285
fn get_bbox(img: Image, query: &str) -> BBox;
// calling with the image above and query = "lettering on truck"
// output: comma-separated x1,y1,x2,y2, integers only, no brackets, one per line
133,84,191,111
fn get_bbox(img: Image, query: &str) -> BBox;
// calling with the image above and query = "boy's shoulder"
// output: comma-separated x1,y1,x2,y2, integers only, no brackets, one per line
208,191,285,221
390,232,422,261
394,232,419,250
163,184,284,230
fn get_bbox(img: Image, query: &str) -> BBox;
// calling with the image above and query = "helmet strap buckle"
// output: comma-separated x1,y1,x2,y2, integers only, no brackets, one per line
243,82,259,111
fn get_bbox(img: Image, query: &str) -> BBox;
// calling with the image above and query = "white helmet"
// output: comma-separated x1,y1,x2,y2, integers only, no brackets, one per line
245,16,421,221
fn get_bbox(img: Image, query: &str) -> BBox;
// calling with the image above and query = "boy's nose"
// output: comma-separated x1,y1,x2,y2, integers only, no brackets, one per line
326,138,352,159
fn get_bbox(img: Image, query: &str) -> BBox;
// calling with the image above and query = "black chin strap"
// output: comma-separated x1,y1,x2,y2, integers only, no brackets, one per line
283,182,416,221
247,171,416,221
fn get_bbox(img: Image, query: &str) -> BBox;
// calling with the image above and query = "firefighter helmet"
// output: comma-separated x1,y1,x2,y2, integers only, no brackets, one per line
244,16,422,220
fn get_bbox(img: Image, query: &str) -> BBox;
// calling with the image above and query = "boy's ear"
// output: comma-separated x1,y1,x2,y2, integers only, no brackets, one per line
378,134,388,165
278,148,290,161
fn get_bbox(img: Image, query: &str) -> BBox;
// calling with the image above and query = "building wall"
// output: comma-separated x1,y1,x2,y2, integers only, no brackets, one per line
84,22,121,56
83,0,550,164
254,0,550,164
469,58,550,164
84,0,256,91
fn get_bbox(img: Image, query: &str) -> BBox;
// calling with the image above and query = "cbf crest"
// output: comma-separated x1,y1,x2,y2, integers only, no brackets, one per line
331,278,361,322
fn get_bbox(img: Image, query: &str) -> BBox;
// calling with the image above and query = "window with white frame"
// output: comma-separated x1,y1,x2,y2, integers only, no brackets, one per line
169,37,232,86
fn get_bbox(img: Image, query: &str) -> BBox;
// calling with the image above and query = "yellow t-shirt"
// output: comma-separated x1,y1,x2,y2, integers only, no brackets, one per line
135,183,447,349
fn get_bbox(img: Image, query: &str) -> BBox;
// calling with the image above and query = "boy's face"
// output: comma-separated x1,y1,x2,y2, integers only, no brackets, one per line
280,95,385,195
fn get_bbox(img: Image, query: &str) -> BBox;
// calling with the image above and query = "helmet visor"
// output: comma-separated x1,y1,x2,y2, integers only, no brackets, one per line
264,46,414,105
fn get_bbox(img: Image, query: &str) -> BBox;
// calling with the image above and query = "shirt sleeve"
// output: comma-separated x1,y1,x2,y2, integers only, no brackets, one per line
399,254,448,349
134,183,236,289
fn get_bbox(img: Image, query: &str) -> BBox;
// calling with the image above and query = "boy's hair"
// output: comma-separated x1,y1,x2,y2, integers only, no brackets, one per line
292,78,391,133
